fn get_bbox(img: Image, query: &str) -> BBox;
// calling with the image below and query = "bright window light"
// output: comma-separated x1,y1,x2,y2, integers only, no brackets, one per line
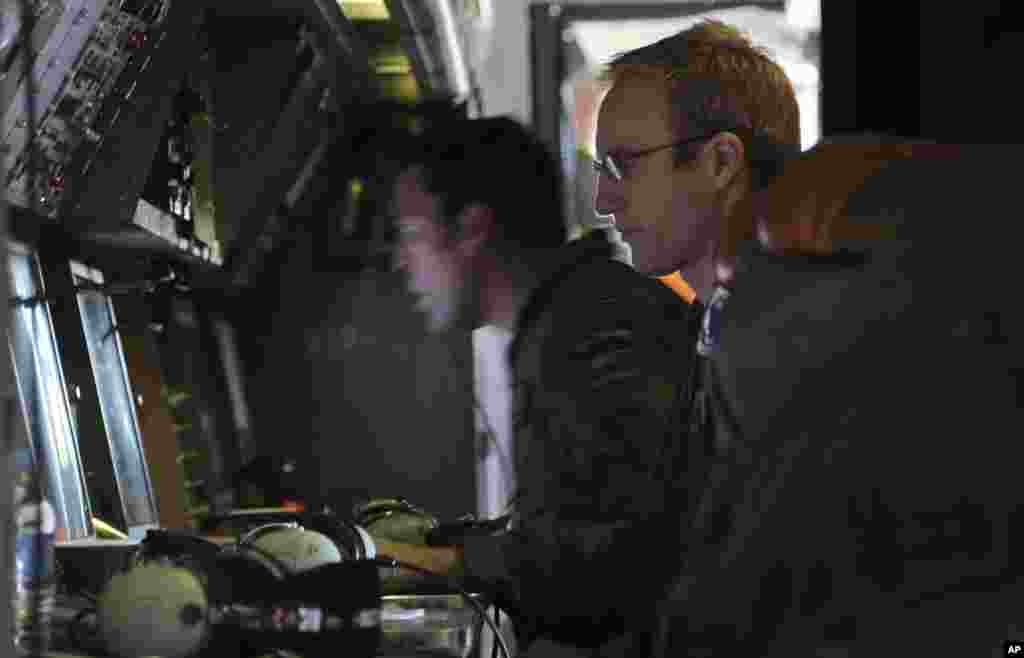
338,0,390,21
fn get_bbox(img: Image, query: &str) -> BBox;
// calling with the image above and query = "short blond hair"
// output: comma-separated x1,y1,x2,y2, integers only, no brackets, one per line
603,19,800,187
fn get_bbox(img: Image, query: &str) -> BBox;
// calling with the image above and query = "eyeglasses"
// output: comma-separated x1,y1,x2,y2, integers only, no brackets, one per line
591,130,732,182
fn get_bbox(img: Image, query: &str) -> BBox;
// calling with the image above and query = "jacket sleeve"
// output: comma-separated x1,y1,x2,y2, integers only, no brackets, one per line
461,274,700,645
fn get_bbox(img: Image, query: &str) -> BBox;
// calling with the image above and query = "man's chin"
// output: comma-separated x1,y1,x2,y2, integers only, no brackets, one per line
631,255,675,278
627,246,681,278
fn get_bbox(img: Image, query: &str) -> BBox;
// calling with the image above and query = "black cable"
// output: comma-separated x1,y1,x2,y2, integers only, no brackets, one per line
490,605,501,658
371,557,512,658
68,607,102,652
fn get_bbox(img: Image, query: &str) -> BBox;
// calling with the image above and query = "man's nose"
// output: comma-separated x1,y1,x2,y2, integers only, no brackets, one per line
593,174,624,219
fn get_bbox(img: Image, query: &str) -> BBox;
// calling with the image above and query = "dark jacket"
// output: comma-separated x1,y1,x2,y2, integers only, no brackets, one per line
461,230,703,656
655,152,1024,657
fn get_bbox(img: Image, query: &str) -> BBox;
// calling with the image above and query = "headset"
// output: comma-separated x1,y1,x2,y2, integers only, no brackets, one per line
236,522,342,574
98,562,210,658
96,506,511,658
353,497,439,545
99,525,381,658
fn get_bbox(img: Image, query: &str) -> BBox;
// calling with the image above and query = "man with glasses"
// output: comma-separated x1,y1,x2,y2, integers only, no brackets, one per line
591,18,803,655
594,18,800,353
591,19,802,536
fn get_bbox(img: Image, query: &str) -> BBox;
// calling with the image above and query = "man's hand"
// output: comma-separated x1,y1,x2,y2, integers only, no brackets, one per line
373,538,464,578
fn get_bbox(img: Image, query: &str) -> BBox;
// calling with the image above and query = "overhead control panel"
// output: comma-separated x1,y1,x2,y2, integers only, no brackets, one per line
1,0,168,218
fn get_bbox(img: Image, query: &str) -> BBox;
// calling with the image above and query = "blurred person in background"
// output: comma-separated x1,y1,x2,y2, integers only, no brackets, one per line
655,138,1024,656
379,115,702,657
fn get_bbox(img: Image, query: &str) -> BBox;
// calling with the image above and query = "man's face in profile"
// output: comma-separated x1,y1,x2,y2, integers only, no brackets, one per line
391,167,464,333
594,74,720,277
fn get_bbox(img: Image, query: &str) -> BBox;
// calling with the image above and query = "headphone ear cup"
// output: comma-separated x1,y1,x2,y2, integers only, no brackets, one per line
352,498,399,527
97,563,210,658
353,497,425,525
238,522,301,548
357,500,439,545
303,514,368,561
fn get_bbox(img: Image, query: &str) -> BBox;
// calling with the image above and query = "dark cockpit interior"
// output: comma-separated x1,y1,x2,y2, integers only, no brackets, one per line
1,1,1022,657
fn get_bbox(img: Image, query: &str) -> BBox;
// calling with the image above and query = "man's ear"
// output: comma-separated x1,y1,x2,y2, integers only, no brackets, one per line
456,203,495,255
708,131,746,191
